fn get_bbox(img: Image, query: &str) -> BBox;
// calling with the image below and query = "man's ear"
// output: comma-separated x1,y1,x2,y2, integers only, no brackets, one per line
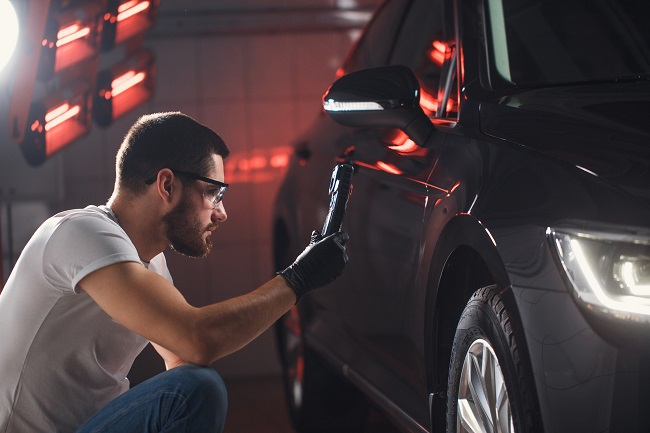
155,169,176,204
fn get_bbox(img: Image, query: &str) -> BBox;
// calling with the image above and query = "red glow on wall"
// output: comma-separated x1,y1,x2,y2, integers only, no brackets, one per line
270,153,289,168
225,146,293,183
249,156,267,170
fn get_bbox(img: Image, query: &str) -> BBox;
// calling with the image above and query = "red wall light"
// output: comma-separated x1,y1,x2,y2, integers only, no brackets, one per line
38,1,104,80
93,49,155,127
21,81,93,165
101,0,159,51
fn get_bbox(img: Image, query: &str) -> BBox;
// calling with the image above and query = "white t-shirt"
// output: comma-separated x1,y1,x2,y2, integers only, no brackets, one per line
0,205,173,433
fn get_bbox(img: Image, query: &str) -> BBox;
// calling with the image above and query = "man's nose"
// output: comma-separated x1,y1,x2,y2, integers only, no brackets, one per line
212,201,227,223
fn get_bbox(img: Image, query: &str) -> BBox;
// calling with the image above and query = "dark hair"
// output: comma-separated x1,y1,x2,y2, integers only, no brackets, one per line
116,112,230,194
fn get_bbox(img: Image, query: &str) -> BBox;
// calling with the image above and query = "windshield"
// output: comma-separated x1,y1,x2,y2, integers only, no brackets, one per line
487,0,650,87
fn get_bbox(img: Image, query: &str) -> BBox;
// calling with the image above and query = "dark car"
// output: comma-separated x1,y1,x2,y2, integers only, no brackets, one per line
272,0,650,432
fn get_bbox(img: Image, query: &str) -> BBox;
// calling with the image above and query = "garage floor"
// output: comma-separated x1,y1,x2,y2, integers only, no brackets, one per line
224,375,402,433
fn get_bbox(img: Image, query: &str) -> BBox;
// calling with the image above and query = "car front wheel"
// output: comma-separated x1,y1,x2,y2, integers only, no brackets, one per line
446,286,539,433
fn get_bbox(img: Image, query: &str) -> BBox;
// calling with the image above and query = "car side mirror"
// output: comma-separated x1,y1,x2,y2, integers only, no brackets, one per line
322,65,434,146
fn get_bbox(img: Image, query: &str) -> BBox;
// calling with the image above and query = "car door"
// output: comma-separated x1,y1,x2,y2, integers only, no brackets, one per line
308,0,460,425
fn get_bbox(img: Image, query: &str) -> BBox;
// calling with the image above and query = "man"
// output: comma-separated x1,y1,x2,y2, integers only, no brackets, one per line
0,112,349,433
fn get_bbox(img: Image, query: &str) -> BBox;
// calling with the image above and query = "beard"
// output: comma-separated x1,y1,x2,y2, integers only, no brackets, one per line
162,193,213,258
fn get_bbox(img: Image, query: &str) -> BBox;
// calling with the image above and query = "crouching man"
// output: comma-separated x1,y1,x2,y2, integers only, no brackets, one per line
0,112,349,433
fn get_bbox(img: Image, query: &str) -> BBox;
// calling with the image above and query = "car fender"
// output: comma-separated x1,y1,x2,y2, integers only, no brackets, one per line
420,212,523,428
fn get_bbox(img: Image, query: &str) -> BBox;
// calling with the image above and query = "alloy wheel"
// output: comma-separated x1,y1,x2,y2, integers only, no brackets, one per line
457,338,515,433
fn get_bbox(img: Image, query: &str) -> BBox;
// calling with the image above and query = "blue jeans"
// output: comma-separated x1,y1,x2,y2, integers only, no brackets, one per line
75,364,227,433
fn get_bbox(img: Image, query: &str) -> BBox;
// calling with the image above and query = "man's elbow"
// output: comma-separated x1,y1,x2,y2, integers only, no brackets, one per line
185,353,213,367
181,334,216,366
181,323,232,366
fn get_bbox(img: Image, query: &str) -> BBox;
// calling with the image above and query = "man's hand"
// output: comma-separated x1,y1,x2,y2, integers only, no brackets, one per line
278,230,349,301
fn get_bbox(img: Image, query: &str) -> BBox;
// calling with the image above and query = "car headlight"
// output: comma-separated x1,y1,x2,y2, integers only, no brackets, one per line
548,227,650,323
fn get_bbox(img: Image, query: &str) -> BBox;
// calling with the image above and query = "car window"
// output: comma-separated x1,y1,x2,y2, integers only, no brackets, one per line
340,0,412,74
488,0,650,87
390,0,459,120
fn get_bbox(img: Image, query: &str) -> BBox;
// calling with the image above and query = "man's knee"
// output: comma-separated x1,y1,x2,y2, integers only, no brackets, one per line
173,364,227,411
178,365,227,431
190,365,227,404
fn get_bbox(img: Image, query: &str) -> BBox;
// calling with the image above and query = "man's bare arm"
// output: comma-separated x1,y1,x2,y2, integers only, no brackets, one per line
79,261,296,366
79,231,347,366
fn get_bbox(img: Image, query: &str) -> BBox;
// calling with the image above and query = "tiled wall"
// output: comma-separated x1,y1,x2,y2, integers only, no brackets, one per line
1,1,379,380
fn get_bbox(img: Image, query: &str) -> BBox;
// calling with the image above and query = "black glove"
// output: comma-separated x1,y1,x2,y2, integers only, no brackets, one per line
278,230,349,302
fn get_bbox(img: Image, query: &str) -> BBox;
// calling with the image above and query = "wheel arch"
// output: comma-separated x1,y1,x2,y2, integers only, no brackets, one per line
423,213,516,430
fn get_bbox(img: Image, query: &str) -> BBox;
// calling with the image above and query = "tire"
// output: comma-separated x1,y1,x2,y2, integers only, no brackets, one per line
446,286,540,433
275,306,368,433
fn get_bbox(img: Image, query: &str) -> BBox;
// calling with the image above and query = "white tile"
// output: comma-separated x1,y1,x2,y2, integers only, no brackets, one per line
295,99,324,137
150,38,198,104
60,126,106,179
149,100,201,121
3,201,52,258
249,100,296,151
251,183,283,244
213,181,258,245
290,32,344,98
198,36,248,103
245,35,293,100
198,101,248,154
58,177,113,210
100,109,144,177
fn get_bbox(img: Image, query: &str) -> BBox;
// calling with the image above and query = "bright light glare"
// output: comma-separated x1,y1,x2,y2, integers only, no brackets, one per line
323,99,383,112
111,70,146,96
45,104,81,131
621,261,650,296
0,0,20,72
56,24,91,47
117,1,150,22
